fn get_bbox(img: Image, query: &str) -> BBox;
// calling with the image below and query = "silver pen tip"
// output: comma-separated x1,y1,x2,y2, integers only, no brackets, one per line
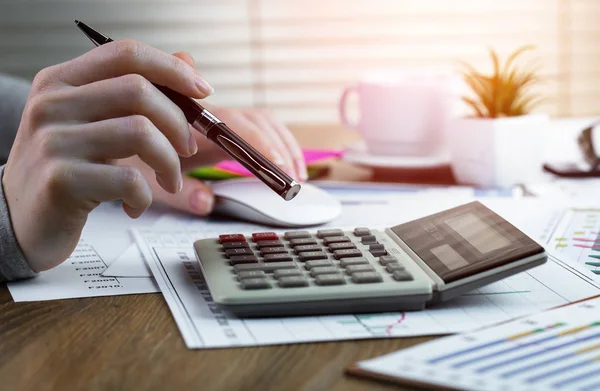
283,181,301,201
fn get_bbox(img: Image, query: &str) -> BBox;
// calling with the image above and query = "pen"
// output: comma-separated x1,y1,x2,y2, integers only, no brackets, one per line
74,20,301,201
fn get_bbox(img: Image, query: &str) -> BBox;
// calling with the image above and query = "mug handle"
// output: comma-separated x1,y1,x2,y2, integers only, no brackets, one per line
339,85,359,129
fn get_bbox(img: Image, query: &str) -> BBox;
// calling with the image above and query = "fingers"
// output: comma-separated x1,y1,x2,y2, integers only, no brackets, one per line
47,75,197,157
263,115,308,182
44,117,182,194
55,162,153,218
172,52,195,68
56,40,213,98
149,172,215,216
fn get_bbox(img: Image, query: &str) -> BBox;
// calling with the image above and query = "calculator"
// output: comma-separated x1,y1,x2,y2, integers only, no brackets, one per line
193,201,546,317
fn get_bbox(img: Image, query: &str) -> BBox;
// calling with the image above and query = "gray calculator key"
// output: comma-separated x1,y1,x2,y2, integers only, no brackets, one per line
340,257,369,267
393,270,414,281
241,278,271,290
333,249,362,259
264,253,293,262
273,269,303,279
353,227,371,237
284,231,311,240
328,242,356,251
222,241,249,249
351,271,383,283
369,243,385,251
316,229,344,238
278,276,309,288
304,260,334,269
310,266,339,277
289,238,318,247
256,240,283,248
315,274,346,286
299,251,328,262
379,255,399,265
225,248,254,257
370,249,388,257
345,264,376,275
361,235,377,244
234,262,297,273
323,236,350,245
261,247,289,255
386,263,405,273
237,270,266,279
295,244,322,253
229,255,258,265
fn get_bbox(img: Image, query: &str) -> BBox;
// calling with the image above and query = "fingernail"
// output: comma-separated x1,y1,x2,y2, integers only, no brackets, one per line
188,132,198,155
177,178,183,193
189,190,214,215
270,149,285,166
195,75,214,96
296,159,308,181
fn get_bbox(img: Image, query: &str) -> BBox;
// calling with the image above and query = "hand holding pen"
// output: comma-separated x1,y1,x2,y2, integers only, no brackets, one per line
2,21,304,271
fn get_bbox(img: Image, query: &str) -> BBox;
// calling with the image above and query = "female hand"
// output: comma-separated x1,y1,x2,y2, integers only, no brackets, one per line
118,52,308,217
2,40,215,271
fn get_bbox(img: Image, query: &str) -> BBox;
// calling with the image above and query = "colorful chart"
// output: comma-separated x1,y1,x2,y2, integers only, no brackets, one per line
355,296,600,391
549,208,600,276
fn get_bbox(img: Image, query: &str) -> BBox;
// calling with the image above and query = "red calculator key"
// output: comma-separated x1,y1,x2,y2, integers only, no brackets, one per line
219,234,246,243
252,232,279,242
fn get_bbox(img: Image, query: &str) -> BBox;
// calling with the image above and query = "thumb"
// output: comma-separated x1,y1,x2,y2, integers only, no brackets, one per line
153,175,214,216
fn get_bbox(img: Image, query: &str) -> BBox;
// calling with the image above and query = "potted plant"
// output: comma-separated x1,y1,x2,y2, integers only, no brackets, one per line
447,45,549,188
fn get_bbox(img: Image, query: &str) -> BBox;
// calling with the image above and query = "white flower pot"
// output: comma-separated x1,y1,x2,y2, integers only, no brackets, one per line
447,114,549,188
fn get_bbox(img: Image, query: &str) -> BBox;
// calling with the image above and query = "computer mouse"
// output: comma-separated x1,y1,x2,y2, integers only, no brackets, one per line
210,178,342,227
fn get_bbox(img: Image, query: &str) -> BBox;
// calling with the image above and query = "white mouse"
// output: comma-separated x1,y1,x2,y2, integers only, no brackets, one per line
210,178,341,227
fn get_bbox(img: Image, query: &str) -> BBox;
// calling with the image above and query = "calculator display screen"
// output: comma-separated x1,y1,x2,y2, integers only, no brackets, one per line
391,201,544,283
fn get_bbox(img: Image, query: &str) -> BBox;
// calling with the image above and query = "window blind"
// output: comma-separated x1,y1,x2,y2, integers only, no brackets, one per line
1,0,598,124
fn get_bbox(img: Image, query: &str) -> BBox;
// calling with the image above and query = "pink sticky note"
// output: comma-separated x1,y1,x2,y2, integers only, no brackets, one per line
215,148,345,177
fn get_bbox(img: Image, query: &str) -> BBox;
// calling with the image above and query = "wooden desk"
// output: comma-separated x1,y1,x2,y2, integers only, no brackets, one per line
0,125,449,391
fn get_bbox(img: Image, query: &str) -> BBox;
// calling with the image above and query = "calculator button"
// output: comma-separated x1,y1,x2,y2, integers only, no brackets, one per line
361,235,377,244
310,266,339,277
260,247,289,255
295,244,322,253
299,251,328,262
351,271,383,284
234,262,297,273
290,238,318,247
392,270,414,281
229,255,258,265
353,227,371,237
252,232,278,242
315,274,346,286
256,240,283,249
219,234,246,243
284,231,311,240
264,253,293,262
369,243,385,251
225,248,254,257
328,242,356,251
345,264,376,275
379,255,399,265
273,269,303,279
386,263,405,273
241,278,271,290
278,276,309,288
222,241,249,249
340,257,369,267
370,249,388,257
323,236,350,245
237,270,266,279
333,249,363,259
316,229,344,238
304,260,334,269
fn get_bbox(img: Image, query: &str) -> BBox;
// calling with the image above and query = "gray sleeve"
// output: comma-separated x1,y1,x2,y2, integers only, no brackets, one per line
0,74,31,165
0,165,37,282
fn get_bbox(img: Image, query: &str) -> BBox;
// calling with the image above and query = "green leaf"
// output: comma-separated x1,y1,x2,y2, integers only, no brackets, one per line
503,45,535,74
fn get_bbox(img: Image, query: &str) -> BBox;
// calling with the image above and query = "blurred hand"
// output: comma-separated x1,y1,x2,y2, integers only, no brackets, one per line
3,40,215,271
119,52,307,218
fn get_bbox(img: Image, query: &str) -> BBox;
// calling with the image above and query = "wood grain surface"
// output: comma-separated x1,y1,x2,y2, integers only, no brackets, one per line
0,125,453,391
